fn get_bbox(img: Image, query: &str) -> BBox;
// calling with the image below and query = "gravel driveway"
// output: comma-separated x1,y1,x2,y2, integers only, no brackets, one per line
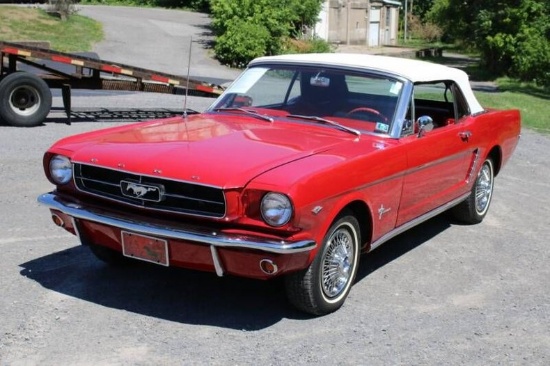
0,6,549,365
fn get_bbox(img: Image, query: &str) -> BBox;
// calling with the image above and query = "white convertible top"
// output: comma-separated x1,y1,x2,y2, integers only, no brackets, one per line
250,53,484,114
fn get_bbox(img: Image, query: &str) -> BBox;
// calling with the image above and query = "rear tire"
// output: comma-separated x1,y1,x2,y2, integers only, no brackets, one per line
285,212,361,316
0,72,52,127
453,158,494,224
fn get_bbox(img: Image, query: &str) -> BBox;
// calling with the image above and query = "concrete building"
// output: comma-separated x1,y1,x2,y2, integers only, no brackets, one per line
314,0,402,47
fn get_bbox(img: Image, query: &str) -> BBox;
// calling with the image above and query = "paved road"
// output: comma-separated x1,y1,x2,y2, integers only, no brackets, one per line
1,6,549,365
48,5,241,122
79,5,240,82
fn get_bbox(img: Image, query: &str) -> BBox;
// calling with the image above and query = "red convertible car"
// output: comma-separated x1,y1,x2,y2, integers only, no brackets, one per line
38,53,521,315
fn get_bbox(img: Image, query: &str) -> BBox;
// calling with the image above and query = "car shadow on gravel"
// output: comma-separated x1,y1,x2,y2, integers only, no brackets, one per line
19,245,290,330
356,214,452,281
19,214,452,329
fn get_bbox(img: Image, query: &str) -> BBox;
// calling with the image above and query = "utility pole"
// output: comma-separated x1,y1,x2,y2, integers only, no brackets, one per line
403,0,408,43
410,0,414,41
346,0,350,45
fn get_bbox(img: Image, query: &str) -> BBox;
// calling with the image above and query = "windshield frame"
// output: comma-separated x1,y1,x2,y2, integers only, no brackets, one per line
207,62,411,138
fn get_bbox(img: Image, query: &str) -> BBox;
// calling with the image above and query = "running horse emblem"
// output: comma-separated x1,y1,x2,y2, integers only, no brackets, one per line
121,181,160,200
126,183,155,197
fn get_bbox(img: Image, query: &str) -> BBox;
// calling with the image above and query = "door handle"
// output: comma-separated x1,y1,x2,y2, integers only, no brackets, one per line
459,131,472,141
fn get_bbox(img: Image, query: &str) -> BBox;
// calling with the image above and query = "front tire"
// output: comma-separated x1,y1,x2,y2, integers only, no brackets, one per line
0,72,52,127
453,158,495,224
285,213,361,316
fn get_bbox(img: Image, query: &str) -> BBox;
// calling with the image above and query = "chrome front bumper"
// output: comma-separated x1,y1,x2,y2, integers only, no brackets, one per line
37,192,316,255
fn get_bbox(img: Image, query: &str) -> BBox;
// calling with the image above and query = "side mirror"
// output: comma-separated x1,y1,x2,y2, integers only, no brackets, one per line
416,115,434,137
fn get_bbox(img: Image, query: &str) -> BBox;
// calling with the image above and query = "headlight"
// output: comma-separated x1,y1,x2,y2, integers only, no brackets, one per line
49,155,72,185
260,192,293,227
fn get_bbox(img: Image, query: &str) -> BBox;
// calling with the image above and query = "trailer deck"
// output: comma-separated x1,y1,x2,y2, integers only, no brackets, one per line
0,41,225,126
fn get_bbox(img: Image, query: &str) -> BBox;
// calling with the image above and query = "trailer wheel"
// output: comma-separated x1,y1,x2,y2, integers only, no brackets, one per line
0,72,52,127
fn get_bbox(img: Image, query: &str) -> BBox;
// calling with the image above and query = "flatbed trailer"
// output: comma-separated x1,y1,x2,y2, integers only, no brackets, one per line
0,41,224,127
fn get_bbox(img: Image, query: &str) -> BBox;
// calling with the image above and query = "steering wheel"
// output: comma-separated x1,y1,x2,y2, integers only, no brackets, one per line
346,107,388,123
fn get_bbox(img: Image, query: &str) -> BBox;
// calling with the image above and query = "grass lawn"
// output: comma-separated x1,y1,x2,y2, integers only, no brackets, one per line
0,5,103,52
475,89,550,134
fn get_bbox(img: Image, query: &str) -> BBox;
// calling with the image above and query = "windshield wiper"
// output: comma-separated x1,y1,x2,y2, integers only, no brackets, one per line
212,107,273,123
286,114,360,136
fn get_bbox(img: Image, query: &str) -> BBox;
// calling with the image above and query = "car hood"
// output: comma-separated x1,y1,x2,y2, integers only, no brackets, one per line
57,114,361,188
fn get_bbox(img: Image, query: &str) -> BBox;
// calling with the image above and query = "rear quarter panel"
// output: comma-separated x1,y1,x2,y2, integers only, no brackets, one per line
471,109,521,172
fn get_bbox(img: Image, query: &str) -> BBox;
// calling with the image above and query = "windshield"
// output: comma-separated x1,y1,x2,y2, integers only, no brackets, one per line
208,65,404,135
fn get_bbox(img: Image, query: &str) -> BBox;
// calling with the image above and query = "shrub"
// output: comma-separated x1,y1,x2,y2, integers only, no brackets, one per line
214,19,270,68
190,0,210,11
429,0,550,88
47,0,78,20
408,14,442,43
211,0,324,66
511,28,550,86
282,37,333,54
211,0,293,55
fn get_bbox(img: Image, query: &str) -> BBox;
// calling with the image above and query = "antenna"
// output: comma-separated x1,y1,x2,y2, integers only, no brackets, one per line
183,36,193,119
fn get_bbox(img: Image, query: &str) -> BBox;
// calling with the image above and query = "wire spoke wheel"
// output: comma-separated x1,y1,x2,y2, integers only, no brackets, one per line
475,162,493,215
452,158,495,224
285,213,361,316
322,227,354,299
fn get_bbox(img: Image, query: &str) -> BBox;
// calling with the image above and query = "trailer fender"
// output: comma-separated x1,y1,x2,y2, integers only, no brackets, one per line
0,72,52,127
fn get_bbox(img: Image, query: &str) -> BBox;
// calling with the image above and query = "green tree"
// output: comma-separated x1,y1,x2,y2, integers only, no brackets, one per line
190,0,210,11
289,0,324,36
214,19,271,68
410,0,435,22
508,1,550,85
211,0,294,55
210,0,324,66
428,0,550,86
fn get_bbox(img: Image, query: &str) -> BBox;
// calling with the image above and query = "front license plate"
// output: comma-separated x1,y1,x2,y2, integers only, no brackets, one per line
121,231,169,266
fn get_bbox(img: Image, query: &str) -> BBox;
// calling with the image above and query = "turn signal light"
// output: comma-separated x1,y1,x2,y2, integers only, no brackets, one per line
51,213,65,228
259,259,278,275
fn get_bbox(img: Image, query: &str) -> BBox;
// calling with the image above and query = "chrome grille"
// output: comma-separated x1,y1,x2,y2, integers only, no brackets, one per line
73,163,226,218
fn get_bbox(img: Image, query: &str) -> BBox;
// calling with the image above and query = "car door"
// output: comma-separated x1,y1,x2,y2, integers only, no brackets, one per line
396,81,475,226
